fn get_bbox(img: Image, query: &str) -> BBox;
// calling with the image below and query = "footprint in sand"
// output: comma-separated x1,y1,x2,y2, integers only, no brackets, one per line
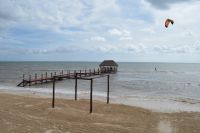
158,120,173,133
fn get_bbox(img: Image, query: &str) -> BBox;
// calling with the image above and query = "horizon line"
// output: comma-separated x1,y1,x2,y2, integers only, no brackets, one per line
0,60,200,64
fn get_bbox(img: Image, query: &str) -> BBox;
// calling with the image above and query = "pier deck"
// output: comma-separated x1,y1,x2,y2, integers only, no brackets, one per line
17,68,115,87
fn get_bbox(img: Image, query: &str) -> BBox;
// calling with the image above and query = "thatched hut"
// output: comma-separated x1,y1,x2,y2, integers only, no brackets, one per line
99,60,118,73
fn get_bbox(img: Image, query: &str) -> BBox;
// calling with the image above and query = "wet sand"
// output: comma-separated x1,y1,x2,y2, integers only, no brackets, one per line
0,92,200,133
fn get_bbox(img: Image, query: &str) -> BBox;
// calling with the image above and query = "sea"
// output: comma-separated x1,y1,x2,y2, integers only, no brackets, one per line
1,61,200,112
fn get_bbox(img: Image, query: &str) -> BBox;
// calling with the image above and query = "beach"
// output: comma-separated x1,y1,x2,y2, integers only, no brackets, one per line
1,62,200,132
1,0,200,132
1,92,200,133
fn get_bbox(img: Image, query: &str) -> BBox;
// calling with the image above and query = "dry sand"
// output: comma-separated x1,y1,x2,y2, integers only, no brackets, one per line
0,93,200,133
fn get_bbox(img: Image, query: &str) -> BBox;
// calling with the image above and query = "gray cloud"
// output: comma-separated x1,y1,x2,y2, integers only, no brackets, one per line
0,0,20,21
145,0,195,9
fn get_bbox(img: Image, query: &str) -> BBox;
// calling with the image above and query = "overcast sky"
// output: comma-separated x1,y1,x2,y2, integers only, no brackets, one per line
0,0,200,62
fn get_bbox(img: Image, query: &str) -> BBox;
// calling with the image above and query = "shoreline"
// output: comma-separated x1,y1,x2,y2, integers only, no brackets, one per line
1,87,200,113
1,92,200,132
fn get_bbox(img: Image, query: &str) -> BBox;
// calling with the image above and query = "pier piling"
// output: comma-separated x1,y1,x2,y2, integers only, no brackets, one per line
90,78,93,113
52,77,55,108
23,74,25,87
107,75,110,104
41,74,43,83
45,72,47,83
29,75,31,86
75,73,78,101
35,73,37,84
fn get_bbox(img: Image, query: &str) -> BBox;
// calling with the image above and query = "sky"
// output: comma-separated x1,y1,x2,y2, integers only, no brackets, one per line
0,0,200,62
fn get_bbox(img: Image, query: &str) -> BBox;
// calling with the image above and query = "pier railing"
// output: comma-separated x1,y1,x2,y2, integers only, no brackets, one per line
17,68,113,87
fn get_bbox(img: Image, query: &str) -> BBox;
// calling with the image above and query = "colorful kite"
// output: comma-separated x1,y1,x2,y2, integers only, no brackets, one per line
165,19,174,28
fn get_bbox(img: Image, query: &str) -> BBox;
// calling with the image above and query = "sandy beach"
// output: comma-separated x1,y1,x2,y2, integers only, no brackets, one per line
0,92,200,133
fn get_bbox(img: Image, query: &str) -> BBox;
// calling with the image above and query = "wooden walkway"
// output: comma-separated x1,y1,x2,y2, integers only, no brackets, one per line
17,68,115,87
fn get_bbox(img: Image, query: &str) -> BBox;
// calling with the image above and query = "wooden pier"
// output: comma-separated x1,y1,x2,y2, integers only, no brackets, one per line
17,60,119,113
17,68,114,113
17,68,115,87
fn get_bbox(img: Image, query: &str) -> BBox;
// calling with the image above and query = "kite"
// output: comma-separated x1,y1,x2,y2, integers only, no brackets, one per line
165,19,174,28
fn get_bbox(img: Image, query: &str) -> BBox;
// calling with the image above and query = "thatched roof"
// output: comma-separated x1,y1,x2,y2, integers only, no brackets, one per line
99,60,118,67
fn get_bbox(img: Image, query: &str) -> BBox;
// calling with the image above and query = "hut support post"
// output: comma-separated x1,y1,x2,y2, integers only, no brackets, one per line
90,78,93,113
107,75,110,104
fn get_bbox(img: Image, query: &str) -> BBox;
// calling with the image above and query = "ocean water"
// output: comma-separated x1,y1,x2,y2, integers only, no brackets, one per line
1,61,200,112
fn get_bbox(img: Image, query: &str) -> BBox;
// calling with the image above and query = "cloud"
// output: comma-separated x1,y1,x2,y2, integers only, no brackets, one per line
0,0,20,21
0,46,79,55
108,28,132,41
109,29,122,36
152,45,172,53
0,0,122,32
90,36,106,42
95,44,119,52
144,0,196,9
109,28,130,36
140,28,155,34
0,0,200,62
151,42,200,54
183,31,193,37
126,43,147,53
119,36,133,41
